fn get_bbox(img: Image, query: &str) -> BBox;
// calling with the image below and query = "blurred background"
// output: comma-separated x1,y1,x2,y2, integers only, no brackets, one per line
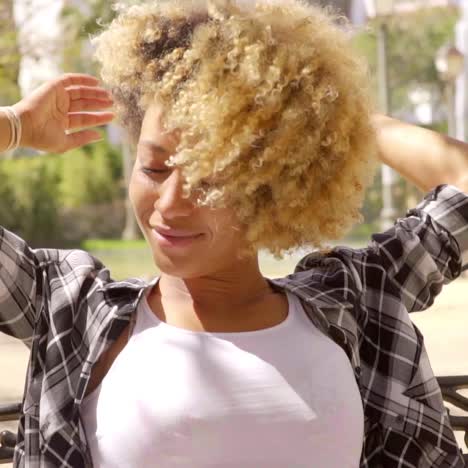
0,0,467,460
0,0,467,273
0,0,465,256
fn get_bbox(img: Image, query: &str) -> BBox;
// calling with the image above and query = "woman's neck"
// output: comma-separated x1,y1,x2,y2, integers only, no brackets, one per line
154,258,273,315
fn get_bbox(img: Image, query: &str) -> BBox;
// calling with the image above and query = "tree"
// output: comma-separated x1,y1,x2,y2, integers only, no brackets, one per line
0,0,20,104
12,0,65,96
63,0,141,240
353,7,458,114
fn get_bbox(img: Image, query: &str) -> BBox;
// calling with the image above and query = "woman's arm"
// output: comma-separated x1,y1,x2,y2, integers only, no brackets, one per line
367,115,468,312
372,114,468,193
0,74,115,343
0,73,114,154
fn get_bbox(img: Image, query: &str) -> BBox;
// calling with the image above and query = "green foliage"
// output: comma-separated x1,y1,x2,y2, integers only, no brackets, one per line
0,0,20,104
63,0,117,37
350,7,458,233
0,164,20,231
352,8,458,112
59,140,123,208
0,155,62,246
61,0,119,74
0,141,124,247
82,238,148,251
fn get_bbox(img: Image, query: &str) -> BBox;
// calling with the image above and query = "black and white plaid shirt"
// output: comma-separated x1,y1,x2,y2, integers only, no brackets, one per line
1,184,467,468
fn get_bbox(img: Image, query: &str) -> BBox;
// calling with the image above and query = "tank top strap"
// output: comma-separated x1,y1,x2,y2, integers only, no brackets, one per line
127,282,156,343
127,307,138,343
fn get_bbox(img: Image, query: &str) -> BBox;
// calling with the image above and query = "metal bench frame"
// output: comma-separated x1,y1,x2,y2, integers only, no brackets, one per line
1,376,467,464
0,401,20,464
438,375,468,462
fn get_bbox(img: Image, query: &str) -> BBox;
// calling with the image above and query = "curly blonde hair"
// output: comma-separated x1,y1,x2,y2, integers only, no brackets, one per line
93,0,378,259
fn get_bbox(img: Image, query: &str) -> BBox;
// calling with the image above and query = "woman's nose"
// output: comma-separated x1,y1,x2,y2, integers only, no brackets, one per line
154,168,195,219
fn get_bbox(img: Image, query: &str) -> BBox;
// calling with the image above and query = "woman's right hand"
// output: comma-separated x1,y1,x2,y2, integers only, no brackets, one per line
371,113,468,193
12,73,115,153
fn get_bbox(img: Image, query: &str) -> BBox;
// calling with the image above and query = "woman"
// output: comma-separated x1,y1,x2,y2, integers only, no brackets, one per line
1,1,467,467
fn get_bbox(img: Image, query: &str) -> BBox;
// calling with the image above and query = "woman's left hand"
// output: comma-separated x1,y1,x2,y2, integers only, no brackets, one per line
12,73,115,153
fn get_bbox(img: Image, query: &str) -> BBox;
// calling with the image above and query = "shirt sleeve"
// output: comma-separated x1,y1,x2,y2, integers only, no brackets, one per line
361,184,468,313
0,226,43,345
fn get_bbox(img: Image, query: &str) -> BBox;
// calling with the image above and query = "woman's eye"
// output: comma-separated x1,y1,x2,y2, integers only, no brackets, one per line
141,167,169,176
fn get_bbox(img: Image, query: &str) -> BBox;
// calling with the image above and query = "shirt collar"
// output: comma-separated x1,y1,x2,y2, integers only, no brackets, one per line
98,275,361,378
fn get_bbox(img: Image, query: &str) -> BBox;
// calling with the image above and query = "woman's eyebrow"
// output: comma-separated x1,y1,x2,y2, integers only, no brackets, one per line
138,140,170,154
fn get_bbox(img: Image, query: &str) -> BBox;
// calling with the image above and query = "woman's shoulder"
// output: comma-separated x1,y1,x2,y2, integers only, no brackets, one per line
292,244,367,279
273,245,364,302
45,248,151,296
31,245,103,268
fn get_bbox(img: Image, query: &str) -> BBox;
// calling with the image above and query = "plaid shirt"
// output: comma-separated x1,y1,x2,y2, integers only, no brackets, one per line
1,184,467,468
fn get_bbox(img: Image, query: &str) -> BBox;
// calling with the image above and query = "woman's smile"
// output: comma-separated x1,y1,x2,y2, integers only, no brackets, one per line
152,228,205,248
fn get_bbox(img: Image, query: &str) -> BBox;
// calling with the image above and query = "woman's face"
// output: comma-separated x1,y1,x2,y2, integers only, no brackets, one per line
129,102,250,278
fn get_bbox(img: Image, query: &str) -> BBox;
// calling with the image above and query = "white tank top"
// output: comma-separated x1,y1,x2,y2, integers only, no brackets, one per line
80,289,364,468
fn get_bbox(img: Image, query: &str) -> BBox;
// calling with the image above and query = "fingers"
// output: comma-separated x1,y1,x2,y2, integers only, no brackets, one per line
64,129,102,152
67,111,115,130
68,85,113,112
67,85,112,102
60,73,101,88
69,98,113,113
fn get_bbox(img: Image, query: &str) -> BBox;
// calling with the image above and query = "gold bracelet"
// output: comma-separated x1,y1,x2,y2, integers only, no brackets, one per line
0,106,22,151
1,107,15,151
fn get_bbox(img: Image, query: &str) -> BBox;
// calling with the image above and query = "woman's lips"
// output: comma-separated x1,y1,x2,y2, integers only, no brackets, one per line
152,229,204,247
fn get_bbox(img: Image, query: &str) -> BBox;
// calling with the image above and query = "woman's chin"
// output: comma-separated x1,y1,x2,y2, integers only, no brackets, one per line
151,251,209,279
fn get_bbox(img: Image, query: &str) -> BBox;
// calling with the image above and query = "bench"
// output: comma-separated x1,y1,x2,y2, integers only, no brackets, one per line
0,401,20,464
1,376,467,464
438,375,468,462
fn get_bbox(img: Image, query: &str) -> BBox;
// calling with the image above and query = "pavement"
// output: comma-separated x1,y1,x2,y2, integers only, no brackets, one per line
1,277,467,465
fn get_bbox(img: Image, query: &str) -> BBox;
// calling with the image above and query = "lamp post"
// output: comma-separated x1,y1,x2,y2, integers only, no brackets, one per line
435,44,464,138
364,0,397,231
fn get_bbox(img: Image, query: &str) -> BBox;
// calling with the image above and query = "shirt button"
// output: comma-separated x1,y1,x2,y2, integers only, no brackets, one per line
396,414,404,423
